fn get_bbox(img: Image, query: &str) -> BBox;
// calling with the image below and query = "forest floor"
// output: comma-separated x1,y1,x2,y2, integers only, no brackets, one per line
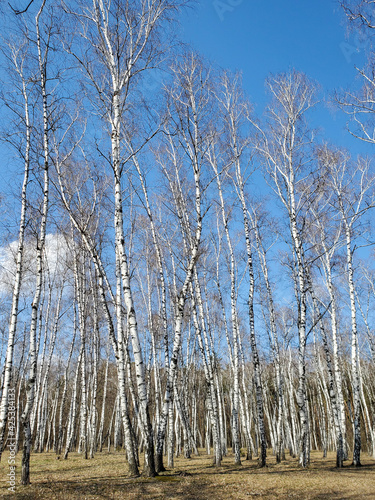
1,448,375,499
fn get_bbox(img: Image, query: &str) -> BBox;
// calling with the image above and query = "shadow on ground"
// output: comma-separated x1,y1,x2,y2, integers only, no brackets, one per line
3,464,375,500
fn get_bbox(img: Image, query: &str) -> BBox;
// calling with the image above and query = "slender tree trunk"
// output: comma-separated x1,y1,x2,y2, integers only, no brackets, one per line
345,225,361,466
212,162,241,465
235,166,267,468
21,1,50,484
98,343,110,453
0,38,31,460
64,348,82,460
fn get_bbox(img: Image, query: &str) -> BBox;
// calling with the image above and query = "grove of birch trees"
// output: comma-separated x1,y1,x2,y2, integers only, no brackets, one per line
0,0,375,485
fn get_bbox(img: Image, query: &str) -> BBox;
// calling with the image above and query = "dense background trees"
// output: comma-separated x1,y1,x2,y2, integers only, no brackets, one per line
0,0,375,485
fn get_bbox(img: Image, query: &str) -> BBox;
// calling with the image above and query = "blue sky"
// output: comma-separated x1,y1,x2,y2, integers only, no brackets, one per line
178,0,375,320
180,0,372,155
0,0,372,202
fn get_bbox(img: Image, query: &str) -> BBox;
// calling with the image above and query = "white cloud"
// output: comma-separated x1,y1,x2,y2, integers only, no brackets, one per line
0,233,71,297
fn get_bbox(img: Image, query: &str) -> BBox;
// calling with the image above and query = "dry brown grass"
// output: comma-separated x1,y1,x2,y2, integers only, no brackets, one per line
1,448,375,499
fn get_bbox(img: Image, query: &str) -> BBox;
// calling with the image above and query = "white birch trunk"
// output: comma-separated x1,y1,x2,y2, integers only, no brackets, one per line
64,348,82,460
345,225,361,466
56,322,75,455
21,0,50,484
98,342,110,453
0,38,31,459
211,160,241,464
34,289,63,452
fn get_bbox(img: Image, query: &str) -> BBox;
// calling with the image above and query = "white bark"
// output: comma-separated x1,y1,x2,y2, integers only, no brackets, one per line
210,157,241,465
254,72,318,467
0,37,32,459
21,0,50,484
155,57,205,471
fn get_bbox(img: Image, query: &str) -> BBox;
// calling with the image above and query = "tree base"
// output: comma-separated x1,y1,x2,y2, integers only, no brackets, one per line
142,467,158,478
128,462,140,477
155,453,166,473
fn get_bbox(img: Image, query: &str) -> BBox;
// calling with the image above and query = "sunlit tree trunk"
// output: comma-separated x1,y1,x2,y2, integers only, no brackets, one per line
210,158,241,465
155,56,205,472
0,31,32,460
254,71,319,467
325,152,374,466
57,326,76,456
34,288,63,452
21,0,50,484
98,341,110,453
64,347,82,460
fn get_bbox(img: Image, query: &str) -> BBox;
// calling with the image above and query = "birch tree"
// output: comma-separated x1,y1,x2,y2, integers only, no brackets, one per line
20,0,53,484
211,71,268,466
209,159,242,465
0,34,33,459
154,53,209,470
62,0,190,476
339,1,375,145
255,70,318,467
324,149,375,466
